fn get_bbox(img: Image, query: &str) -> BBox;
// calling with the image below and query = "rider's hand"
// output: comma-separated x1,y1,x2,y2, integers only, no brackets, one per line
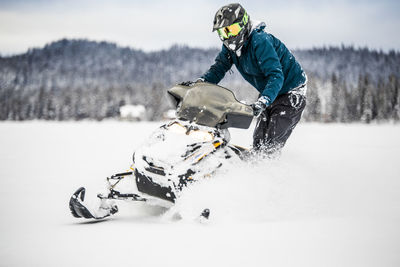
251,96,270,117
179,78,205,86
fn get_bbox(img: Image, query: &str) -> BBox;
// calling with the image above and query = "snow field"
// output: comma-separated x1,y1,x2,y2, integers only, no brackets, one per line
0,121,399,267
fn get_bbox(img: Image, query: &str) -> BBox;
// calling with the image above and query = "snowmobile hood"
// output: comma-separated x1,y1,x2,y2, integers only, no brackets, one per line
168,82,253,129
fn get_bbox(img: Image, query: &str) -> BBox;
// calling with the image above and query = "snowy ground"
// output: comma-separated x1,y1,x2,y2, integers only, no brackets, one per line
0,121,399,267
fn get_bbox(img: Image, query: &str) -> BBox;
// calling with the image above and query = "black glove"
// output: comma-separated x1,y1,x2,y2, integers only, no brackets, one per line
179,81,195,86
179,78,205,87
251,96,270,117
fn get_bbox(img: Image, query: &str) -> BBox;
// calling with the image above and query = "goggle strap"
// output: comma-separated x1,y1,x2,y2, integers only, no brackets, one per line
242,12,248,24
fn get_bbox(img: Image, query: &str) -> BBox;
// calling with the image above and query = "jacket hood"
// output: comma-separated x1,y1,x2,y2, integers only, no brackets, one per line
250,20,266,32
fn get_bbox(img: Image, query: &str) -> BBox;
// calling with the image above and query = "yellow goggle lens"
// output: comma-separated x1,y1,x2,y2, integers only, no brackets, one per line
217,23,242,39
226,23,242,35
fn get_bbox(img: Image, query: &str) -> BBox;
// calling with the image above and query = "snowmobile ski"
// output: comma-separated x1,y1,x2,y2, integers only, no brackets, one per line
69,187,118,220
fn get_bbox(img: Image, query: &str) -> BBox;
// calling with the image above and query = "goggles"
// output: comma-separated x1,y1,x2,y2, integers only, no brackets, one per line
217,13,248,40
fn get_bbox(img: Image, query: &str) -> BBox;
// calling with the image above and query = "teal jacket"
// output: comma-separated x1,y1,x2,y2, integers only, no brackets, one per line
201,22,306,105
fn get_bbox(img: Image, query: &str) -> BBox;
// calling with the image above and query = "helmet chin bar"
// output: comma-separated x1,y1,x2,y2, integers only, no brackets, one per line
228,44,237,51
223,35,243,52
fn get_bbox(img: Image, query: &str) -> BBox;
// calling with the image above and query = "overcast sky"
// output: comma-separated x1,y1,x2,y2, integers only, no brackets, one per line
0,0,399,55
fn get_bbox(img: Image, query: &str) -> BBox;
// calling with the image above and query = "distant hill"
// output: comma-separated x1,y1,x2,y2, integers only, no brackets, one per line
0,39,220,90
0,39,399,122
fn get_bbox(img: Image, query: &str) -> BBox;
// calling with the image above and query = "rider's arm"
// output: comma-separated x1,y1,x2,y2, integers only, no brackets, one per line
201,45,233,84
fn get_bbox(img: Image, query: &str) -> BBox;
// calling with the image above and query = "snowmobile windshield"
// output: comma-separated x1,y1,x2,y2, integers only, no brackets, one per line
167,82,253,129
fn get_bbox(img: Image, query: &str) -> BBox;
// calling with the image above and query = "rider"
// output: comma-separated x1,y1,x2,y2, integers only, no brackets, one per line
183,3,307,156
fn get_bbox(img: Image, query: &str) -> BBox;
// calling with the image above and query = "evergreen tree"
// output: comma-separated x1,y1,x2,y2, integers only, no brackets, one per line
360,74,373,123
330,73,339,121
391,75,400,121
302,77,321,121
338,79,350,122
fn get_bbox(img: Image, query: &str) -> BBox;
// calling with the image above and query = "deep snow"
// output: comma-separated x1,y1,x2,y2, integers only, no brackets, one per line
0,121,399,267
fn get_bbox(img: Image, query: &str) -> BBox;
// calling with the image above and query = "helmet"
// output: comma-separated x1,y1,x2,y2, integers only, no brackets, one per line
213,3,252,52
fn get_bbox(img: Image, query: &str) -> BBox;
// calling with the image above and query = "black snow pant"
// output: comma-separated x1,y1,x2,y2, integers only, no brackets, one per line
253,90,306,156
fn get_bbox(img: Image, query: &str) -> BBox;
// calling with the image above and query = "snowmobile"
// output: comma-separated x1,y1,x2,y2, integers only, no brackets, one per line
69,82,254,220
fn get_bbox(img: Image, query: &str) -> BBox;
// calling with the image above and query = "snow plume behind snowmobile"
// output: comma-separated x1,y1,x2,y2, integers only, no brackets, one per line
69,82,253,220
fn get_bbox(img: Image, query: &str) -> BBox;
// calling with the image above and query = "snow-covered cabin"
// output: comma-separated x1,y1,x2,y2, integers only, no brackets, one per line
119,105,146,121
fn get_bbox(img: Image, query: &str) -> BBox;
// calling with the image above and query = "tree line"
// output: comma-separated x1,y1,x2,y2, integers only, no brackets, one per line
303,73,399,122
0,39,399,122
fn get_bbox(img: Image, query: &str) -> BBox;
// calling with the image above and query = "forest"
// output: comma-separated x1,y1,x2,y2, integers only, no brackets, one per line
0,39,399,122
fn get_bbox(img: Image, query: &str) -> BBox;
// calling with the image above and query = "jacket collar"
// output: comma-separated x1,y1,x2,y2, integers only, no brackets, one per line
234,20,266,56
